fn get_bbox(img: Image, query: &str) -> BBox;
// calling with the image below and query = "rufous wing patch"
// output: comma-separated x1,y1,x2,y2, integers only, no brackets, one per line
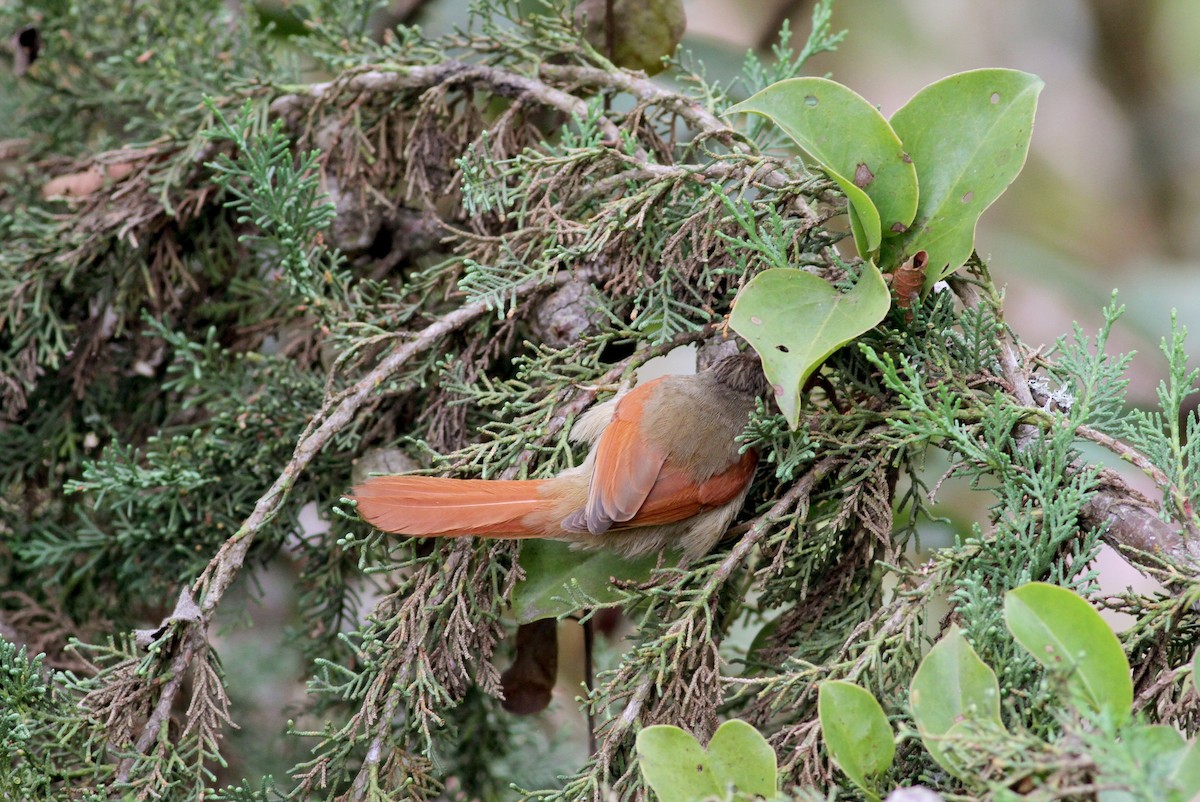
623,450,758,528
583,377,668,534
695,449,757,506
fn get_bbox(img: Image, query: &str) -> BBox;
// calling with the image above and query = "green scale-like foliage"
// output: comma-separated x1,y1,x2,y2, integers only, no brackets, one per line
1,1,1198,801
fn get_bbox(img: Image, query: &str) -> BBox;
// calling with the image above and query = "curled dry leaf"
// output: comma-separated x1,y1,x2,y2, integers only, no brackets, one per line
573,0,685,75
893,250,928,311
10,26,41,76
42,161,138,199
499,618,559,715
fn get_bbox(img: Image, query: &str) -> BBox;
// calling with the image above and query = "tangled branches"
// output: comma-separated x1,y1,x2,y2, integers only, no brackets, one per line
2,2,1197,801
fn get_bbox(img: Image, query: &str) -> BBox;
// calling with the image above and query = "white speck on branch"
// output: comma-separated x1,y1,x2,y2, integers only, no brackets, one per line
951,276,1200,572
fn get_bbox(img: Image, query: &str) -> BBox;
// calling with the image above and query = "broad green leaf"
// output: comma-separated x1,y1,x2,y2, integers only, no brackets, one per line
1192,645,1199,693
910,625,1005,777
1097,725,1192,802
1170,738,1200,798
818,681,894,801
730,264,890,428
727,77,918,256
1004,582,1132,725
881,68,1043,288
511,540,659,624
705,719,778,799
636,720,777,802
637,726,715,802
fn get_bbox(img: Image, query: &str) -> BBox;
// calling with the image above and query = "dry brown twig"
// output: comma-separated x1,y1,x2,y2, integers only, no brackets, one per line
270,61,623,146
270,58,824,224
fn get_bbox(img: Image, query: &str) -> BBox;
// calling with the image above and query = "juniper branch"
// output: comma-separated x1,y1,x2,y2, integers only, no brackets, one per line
194,272,566,612
269,58,824,225
951,276,1200,571
538,63,822,218
116,626,207,783
114,272,566,765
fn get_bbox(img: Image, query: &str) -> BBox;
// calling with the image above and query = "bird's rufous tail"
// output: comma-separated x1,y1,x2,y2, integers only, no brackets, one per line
350,476,561,538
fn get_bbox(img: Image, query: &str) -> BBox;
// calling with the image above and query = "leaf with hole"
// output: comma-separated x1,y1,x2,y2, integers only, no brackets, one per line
511,540,659,624
636,719,777,802
880,68,1042,288
1004,582,1132,725
818,681,894,801
910,625,1005,777
729,263,890,429
727,77,917,256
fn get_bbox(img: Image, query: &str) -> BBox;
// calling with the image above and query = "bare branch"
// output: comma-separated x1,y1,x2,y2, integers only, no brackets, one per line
271,61,623,145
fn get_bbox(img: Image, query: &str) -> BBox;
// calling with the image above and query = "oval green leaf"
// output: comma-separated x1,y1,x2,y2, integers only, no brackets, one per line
881,68,1043,288
1004,582,1132,725
511,540,659,624
1097,725,1191,802
727,77,918,256
705,719,778,799
636,720,777,802
637,725,713,802
818,681,894,801
910,624,1005,778
729,264,891,429
1170,737,1200,799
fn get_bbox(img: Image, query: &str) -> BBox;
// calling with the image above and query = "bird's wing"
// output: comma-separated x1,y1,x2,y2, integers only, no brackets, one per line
574,377,669,534
625,448,757,527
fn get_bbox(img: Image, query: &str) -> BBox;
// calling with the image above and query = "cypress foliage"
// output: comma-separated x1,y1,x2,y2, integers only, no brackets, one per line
1,1,1196,800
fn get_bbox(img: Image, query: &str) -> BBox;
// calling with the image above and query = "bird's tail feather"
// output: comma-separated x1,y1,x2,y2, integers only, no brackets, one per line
351,476,559,538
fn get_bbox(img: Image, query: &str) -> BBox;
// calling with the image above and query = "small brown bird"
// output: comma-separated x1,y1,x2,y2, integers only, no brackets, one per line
351,353,768,559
